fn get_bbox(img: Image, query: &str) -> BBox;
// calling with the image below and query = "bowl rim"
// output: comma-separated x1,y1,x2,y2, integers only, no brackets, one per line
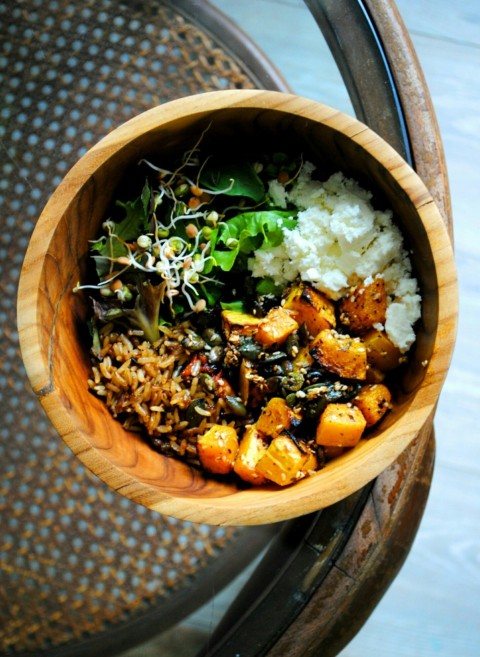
17,89,458,525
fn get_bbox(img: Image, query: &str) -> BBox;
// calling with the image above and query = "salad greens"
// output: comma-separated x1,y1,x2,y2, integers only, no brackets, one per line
206,210,298,273
74,144,302,342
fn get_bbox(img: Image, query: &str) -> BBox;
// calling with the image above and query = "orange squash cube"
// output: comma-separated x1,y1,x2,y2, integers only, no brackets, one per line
197,424,239,475
233,424,268,485
338,277,387,333
352,384,392,427
316,403,367,447
363,329,402,371
292,345,314,371
255,307,299,348
221,310,262,338
311,329,367,380
255,435,309,486
283,283,336,337
256,397,301,439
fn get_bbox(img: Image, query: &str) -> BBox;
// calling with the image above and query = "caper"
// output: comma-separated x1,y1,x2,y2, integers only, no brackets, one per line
202,328,223,346
238,338,262,360
225,395,248,417
208,345,224,363
281,371,305,393
182,334,206,352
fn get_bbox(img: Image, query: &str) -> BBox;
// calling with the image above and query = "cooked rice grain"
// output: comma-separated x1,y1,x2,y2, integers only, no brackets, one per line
88,326,227,462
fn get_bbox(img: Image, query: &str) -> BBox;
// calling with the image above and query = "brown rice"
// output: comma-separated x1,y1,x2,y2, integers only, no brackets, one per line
88,323,234,464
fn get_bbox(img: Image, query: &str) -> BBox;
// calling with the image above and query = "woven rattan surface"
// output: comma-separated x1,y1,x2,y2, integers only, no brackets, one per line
0,1,281,654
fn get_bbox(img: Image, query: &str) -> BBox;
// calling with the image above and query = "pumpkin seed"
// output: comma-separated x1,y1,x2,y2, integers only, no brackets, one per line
225,395,248,417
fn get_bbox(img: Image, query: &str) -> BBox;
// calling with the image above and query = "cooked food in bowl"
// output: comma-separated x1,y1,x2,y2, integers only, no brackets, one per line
18,90,457,524
75,140,421,487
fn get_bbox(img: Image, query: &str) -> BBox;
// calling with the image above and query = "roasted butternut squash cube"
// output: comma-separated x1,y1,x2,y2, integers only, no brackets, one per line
256,397,301,439
255,307,299,348
221,310,262,339
352,384,392,427
363,329,402,371
283,283,336,336
233,424,269,485
311,329,367,380
197,424,239,475
255,435,309,486
316,403,367,447
338,277,387,333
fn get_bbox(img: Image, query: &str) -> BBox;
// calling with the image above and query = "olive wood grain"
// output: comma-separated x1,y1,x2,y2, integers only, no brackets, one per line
17,90,457,527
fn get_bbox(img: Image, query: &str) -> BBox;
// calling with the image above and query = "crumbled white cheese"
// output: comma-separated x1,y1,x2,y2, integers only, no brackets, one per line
268,179,288,209
248,165,421,352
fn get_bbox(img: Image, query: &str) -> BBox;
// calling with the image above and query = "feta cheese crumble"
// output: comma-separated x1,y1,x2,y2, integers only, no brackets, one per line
248,164,421,352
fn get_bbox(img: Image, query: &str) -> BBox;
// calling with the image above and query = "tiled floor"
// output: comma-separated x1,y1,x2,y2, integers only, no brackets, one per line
122,1,480,656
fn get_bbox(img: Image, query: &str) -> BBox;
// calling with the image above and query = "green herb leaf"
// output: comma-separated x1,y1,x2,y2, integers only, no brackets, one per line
90,180,152,279
200,283,223,307
210,210,297,272
200,157,265,203
255,277,283,296
114,179,151,241
91,238,128,279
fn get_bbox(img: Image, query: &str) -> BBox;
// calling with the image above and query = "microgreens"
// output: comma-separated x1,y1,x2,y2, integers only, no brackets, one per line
73,141,302,341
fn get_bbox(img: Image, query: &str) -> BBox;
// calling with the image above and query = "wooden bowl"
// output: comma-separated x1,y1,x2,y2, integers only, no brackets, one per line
17,90,457,526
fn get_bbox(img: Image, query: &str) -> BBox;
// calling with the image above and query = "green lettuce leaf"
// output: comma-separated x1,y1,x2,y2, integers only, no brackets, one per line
207,210,297,273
